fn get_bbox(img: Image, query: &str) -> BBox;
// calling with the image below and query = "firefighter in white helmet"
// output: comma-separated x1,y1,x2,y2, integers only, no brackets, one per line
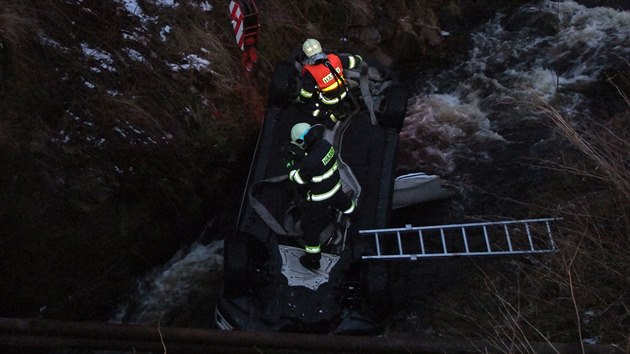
298,38,363,128
285,122,356,270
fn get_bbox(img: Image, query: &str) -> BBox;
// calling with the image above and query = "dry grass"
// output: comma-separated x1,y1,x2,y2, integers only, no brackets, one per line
425,64,630,351
0,10,36,48
0,0,262,319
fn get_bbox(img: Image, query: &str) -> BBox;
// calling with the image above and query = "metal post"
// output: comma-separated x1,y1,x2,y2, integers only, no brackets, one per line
0,318,623,354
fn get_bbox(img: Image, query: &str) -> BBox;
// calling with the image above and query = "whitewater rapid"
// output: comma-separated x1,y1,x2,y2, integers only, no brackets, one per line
111,240,223,324
399,0,629,178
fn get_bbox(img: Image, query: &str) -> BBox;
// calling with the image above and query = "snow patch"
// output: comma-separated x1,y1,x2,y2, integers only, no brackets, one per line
118,0,145,18
153,0,177,7
194,1,213,12
122,30,147,43
168,54,211,72
81,42,117,73
116,0,158,24
38,33,69,53
159,25,172,42
124,48,146,63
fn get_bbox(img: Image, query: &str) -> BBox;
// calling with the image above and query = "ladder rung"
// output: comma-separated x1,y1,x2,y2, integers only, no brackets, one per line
374,233,381,257
525,222,534,251
483,225,491,252
504,224,513,252
546,221,557,250
461,227,470,253
418,229,426,255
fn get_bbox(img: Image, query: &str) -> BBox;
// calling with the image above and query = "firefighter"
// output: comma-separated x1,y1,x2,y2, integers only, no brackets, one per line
285,122,356,270
298,38,363,128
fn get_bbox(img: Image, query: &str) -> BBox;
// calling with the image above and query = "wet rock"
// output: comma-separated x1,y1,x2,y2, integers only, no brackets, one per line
349,26,382,47
388,16,448,69
437,0,532,35
574,0,630,10
347,25,393,66
392,19,423,61
503,9,559,36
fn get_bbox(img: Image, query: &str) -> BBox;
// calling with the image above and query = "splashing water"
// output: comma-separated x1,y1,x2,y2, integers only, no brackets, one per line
400,93,505,175
399,1,629,179
112,240,223,324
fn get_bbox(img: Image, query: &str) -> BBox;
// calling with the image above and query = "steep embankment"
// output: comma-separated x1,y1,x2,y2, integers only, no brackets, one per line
0,0,512,322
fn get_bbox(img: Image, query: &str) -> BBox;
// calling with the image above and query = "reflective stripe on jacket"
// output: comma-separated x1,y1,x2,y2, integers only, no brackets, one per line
303,54,344,91
305,244,321,254
288,141,341,202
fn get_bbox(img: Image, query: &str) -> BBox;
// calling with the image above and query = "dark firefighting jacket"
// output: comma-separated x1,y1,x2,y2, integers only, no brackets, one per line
288,134,340,202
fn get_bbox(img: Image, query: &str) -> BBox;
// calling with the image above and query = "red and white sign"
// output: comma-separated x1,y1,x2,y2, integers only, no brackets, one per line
229,1,245,51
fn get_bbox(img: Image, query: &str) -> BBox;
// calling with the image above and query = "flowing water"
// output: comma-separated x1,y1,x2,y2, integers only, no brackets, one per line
111,239,224,325
398,0,628,218
114,1,629,326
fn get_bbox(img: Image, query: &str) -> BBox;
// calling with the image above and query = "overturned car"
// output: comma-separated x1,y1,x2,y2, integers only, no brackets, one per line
215,50,415,334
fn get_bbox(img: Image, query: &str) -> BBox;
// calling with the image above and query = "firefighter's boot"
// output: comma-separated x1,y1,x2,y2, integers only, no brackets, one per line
300,252,321,271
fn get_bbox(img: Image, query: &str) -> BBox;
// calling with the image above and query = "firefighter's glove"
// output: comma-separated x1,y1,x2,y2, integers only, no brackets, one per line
283,142,305,169
324,113,338,129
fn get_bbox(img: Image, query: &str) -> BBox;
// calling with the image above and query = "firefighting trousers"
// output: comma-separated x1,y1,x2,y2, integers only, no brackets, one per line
301,189,354,253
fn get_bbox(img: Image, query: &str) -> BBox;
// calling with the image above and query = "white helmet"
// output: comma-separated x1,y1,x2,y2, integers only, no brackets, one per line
291,123,311,146
302,38,322,58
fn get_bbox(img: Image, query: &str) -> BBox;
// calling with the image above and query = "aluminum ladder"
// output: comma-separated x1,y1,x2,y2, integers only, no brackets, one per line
360,218,559,260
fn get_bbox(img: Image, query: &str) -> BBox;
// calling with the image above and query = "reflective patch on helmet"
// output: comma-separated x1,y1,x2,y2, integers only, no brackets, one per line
302,38,322,58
